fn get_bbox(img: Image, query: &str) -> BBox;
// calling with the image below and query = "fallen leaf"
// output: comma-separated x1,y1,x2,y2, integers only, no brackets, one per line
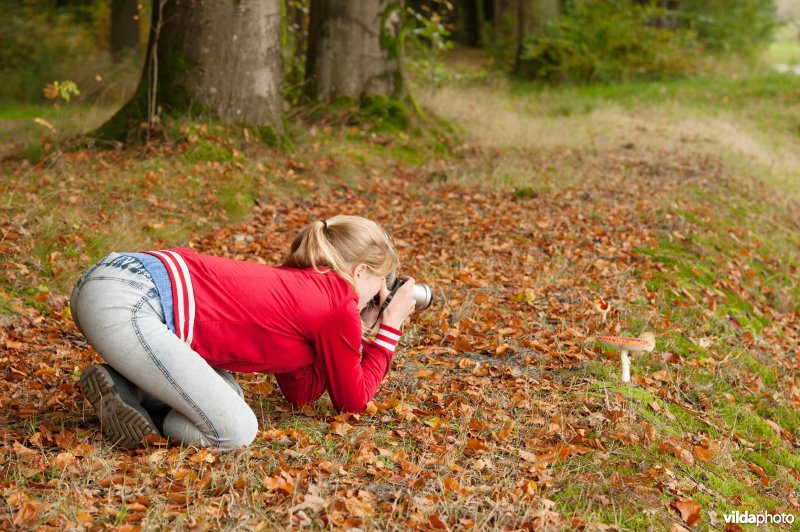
189,449,216,464
53,452,76,468
611,431,640,445
463,439,489,456
443,477,460,493
747,463,770,486
13,502,44,527
126,502,148,512
344,496,375,517
454,336,473,352
5,339,24,350
674,498,702,527
329,421,353,437
429,511,448,529
693,445,715,463
518,449,538,463
263,474,294,494
413,368,436,379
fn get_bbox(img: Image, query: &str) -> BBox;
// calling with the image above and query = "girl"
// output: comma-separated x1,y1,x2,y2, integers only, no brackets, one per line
69,215,417,450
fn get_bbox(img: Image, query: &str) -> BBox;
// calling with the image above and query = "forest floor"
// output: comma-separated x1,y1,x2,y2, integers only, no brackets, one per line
1,61,799,530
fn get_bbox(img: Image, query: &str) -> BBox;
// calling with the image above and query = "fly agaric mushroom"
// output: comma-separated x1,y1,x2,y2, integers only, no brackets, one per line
593,299,612,323
598,332,656,383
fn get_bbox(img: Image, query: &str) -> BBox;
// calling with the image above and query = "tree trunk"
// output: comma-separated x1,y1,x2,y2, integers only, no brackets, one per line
98,0,283,141
110,0,140,62
453,0,483,47
513,0,560,77
305,0,403,101
491,0,516,64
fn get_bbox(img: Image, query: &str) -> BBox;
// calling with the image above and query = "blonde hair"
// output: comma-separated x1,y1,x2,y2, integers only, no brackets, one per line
282,215,399,287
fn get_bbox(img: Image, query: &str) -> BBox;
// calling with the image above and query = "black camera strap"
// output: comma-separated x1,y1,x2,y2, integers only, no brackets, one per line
364,281,402,337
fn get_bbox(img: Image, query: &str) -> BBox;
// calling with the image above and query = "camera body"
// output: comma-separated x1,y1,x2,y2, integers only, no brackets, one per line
371,279,433,311
389,278,433,311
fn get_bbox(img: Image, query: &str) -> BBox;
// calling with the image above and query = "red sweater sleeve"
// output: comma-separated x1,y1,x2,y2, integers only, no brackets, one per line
274,364,325,408
309,301,400,412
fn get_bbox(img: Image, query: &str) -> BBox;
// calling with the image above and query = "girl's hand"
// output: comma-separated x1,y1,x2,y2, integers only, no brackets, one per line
381,277,416,330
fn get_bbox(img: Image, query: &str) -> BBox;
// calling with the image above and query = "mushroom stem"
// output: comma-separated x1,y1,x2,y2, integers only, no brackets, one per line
620,350,631,383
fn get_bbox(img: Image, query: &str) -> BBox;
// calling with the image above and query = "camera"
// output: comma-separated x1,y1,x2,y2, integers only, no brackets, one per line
389,278,433,311
371,278,433,311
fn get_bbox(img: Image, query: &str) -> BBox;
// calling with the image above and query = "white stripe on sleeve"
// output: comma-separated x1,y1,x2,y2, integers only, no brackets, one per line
377,328,401,342
374,339,397,352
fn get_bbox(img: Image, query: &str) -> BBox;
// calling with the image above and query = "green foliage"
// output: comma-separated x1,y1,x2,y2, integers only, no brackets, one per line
258,125,281,146
405,2,452,57
679,0,777,56
257,125,294,150
519,0,702,83
357,95,410,132
45,81,81,103
404,1,455,86
282,0,308,106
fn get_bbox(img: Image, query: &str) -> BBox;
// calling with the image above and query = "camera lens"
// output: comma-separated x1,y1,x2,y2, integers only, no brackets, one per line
413,283,433,310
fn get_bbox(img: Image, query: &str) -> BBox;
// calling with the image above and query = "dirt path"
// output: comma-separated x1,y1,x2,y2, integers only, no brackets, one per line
418,82,800,205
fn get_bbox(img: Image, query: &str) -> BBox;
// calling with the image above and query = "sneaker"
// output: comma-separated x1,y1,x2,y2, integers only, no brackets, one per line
79,364,159,449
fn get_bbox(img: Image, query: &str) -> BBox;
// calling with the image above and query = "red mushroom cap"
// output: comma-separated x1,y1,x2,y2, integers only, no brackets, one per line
598,334,656,353
593,299,610,311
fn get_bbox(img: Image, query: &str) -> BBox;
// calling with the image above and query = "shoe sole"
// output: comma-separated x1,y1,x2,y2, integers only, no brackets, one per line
80,365,157,449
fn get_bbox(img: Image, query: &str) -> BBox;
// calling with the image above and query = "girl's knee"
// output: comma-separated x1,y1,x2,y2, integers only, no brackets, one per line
216,407,258,450
164,401,258,450
238,411,259,447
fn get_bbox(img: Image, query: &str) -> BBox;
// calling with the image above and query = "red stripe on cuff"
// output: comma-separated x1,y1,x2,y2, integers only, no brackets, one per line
376,333,399,346
379,324,402,336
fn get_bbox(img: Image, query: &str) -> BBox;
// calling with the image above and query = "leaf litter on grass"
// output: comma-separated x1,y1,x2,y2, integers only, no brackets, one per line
0,140,799,529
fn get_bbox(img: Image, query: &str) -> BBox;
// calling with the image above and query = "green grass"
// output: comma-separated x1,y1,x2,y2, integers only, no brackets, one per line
509,71,800,137
0,102,118,150
767,41,800,64
572,350,796,524
550,481,668,530
183,141,236,163
0,103,80,121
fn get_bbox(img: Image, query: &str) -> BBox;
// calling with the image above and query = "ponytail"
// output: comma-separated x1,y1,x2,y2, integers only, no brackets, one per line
282,215,399,287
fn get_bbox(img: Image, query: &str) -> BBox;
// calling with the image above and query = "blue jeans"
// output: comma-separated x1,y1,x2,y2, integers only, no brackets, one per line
70,253,258,449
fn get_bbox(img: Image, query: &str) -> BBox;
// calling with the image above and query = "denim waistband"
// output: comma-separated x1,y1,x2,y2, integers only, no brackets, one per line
82,252,175,334
85,252,154,282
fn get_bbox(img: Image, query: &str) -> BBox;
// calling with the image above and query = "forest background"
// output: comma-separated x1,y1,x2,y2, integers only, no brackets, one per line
1,0,800,529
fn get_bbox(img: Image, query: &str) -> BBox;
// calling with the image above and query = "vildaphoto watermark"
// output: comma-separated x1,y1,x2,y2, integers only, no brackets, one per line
723,510,795,526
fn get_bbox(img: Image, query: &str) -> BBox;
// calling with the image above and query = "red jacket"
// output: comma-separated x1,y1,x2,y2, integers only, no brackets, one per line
143,248,401,412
